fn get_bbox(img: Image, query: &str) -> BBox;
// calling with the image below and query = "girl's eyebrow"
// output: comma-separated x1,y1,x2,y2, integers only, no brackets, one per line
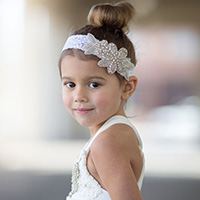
61,76,71,80
61,76,106,81
88,76,106,80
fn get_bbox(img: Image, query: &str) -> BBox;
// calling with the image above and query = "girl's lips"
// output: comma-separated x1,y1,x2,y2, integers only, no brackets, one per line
75,108,94,115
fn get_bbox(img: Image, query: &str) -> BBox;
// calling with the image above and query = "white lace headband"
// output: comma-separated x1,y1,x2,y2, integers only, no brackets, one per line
62,33,135,80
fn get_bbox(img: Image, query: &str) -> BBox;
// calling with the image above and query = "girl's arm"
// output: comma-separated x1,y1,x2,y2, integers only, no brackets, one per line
90,124,143,200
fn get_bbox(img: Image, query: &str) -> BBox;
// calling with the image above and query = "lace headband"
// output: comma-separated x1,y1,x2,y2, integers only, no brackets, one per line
62,33,135,80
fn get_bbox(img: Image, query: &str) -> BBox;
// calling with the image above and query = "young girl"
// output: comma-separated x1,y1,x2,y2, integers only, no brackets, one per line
59,2,145,200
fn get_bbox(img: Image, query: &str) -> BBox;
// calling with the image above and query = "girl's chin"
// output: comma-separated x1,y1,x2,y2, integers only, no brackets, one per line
74,118,92,128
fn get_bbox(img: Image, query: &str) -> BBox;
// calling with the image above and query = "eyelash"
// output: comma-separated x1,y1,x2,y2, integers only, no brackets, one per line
64,82,101,89
64,82,75,88
89,82,101,88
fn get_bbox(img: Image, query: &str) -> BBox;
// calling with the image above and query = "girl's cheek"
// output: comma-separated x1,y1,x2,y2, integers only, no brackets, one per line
95,94,109,107
62,94,70,107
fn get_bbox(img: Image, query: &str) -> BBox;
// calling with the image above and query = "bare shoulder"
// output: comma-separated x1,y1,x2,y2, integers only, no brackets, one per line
89,123,143,200
90,123,140,156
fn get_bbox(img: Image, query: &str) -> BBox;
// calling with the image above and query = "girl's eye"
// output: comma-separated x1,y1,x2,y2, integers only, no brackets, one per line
89,82,100,88
65,82,76,88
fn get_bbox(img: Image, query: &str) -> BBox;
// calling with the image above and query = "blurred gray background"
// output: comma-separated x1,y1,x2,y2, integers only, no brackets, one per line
0,0,200,199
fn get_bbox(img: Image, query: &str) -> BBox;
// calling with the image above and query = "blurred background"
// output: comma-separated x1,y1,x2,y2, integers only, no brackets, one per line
0,0,200,199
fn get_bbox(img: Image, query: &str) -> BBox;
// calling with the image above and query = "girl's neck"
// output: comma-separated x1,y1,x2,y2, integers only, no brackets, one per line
89,112,127,138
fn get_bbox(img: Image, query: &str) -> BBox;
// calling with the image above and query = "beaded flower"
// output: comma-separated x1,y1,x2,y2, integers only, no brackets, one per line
83,33,134,80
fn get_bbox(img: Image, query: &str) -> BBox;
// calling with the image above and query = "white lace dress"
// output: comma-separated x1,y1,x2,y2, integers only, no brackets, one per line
66,115,145,200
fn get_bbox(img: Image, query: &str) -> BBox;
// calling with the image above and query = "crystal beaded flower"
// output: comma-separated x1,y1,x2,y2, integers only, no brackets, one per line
83,33,135,80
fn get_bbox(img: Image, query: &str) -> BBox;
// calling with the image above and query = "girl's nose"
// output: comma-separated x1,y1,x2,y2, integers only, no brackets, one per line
74,88,88,103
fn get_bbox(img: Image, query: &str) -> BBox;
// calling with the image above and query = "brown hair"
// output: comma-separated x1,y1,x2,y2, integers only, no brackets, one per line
59,2,136,83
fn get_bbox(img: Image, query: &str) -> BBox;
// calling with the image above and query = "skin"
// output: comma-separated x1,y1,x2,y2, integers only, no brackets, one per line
61,55,143,200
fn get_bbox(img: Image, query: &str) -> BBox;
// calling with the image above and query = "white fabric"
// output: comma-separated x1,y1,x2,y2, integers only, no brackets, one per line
62,34,88,53
66,115,145,200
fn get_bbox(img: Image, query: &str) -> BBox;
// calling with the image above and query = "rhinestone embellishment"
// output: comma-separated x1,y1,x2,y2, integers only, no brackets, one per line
83,33,135,80
67,149,103,199
68,161,80,197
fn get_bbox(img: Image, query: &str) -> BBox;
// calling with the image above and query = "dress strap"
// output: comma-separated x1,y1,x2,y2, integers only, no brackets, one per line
84,115,143,153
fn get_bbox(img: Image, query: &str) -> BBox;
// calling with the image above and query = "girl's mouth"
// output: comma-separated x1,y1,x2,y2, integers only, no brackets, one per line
75,108,94,115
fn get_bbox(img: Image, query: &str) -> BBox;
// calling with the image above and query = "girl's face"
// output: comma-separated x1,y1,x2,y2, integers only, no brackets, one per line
61,55,126,133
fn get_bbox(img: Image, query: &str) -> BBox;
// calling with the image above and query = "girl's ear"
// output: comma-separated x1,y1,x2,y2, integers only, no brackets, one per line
121,76,138,100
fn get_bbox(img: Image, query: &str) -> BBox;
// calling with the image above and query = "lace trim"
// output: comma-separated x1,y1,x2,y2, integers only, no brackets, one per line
67,149,103,199
63,35,88,52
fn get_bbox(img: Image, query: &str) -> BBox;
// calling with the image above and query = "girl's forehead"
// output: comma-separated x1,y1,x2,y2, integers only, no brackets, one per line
61,55,108,76
62,55,97,67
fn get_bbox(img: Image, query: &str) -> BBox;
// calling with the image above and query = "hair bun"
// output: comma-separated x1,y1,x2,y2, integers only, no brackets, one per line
87,2,135,31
